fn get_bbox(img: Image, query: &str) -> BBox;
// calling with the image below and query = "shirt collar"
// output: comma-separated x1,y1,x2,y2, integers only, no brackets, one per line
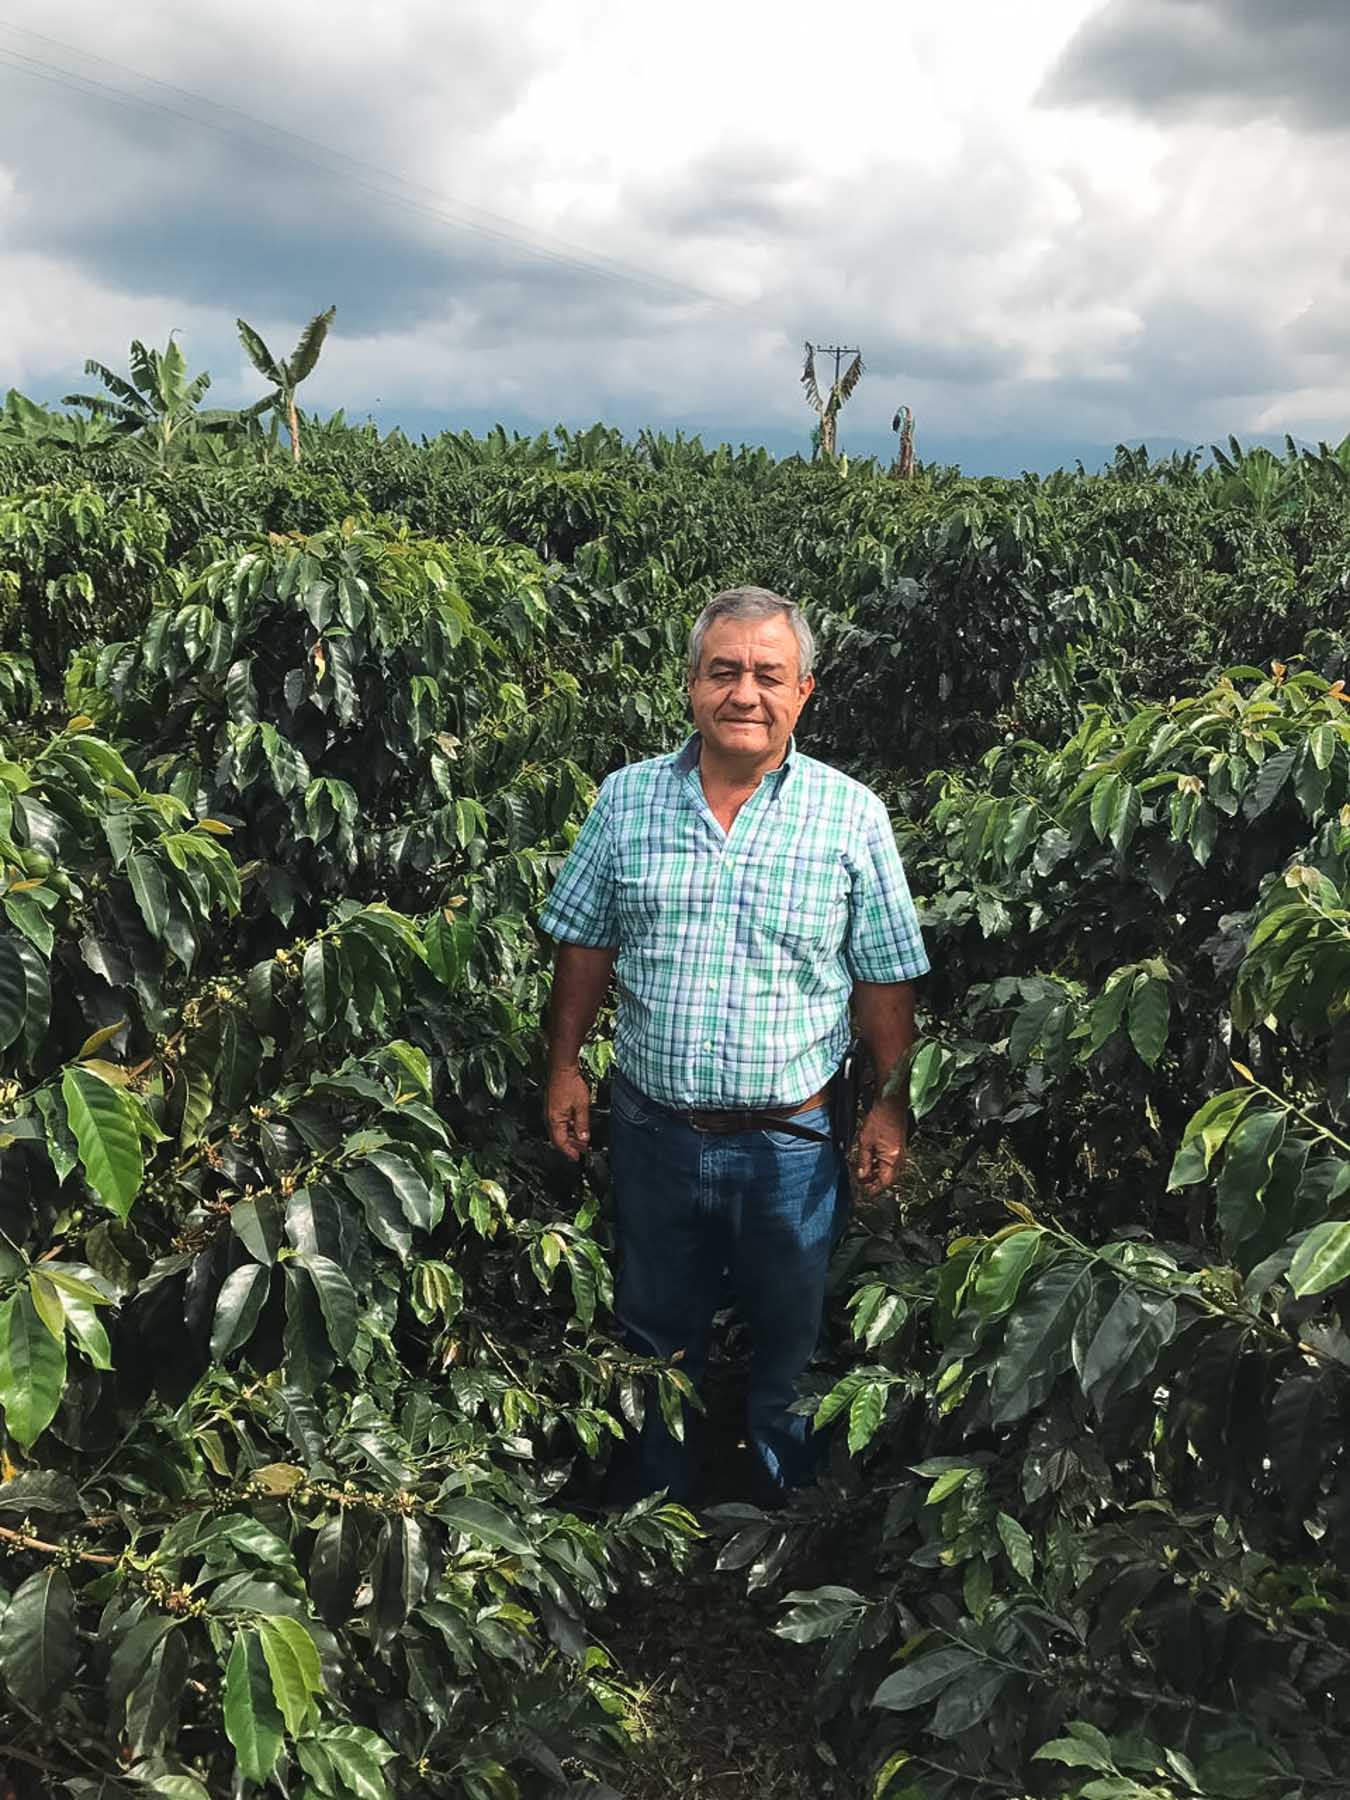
674,732,799,782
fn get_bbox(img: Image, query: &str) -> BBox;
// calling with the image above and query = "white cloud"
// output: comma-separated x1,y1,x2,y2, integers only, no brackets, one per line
0,0,1346,463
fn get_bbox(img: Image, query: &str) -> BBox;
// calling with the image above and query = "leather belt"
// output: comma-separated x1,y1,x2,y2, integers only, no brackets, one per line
677,1084,833,1143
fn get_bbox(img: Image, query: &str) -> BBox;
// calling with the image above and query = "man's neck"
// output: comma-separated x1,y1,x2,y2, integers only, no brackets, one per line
697,742,786,794
696,740,788,831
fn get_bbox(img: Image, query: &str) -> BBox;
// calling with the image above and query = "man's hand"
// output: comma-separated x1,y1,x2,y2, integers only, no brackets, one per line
547,1065,592,1161
852,1095,909,1200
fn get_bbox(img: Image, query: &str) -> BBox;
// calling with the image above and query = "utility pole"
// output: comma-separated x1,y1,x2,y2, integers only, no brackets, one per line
801,341,864,461
816,345,860,391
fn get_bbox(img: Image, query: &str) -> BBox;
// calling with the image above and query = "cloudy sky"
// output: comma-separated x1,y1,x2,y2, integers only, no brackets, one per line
1,0,1346,472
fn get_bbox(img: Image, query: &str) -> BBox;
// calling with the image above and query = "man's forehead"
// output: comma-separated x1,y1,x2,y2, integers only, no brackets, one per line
701,618,797,663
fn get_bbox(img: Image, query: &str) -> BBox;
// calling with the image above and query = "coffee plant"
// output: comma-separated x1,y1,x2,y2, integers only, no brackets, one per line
6,400,1350,1796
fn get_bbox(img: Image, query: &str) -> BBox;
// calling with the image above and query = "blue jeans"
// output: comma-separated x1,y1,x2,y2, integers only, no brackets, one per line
607,1069,847,1505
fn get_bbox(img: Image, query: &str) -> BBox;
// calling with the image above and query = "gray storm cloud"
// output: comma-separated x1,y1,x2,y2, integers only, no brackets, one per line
1045,0,1350,129
1,0,1347,471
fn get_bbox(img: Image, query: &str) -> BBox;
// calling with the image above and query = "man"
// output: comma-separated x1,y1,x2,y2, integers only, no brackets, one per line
539,586,928,1504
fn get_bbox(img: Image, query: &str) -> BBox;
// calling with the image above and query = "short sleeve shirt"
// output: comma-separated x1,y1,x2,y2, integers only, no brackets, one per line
538,734,929,1108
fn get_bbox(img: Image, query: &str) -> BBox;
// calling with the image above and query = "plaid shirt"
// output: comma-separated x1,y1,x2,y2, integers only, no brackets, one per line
539,734,929,1108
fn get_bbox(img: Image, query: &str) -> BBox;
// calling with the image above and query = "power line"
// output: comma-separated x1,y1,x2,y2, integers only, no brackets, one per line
0,19,746,314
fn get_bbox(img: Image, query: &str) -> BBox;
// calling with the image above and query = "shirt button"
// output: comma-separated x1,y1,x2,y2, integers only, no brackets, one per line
703,1040,713,1051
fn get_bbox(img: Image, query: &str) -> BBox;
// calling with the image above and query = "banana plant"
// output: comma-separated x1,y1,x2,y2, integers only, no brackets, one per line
63,335,228,465
890,403,916,478
801,341,864,461
236,305,336,462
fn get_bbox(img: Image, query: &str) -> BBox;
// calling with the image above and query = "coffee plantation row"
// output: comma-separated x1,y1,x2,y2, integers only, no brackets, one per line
3,411,1350,1798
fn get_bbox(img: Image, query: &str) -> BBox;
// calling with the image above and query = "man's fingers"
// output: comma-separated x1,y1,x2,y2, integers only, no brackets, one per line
853,1142,904,1196
548,1099,590,1161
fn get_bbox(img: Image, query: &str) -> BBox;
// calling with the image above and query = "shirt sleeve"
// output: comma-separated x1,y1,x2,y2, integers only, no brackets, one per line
538,778,620,947
844,794,930,982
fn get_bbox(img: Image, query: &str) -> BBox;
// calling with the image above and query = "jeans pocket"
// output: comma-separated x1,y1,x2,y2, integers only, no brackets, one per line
762,1106,832,1152
612,1076,661,1130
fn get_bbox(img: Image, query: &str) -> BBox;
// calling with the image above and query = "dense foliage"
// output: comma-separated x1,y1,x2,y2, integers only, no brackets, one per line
5,403,1350,1798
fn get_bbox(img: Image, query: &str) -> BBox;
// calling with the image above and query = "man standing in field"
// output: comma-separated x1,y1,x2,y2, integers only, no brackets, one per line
539,587,928,1504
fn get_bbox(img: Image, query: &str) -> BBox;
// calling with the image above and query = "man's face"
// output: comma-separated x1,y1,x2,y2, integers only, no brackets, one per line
688,612,815,768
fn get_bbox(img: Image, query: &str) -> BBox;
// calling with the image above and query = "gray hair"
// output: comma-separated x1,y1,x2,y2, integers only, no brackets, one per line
686,586,816,682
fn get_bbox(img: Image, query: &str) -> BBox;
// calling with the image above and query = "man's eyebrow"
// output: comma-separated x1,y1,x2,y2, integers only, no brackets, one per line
708,654,787,671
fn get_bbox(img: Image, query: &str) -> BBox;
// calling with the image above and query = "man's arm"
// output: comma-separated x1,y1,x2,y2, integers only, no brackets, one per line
851,979,917,1199
545,942,618,1160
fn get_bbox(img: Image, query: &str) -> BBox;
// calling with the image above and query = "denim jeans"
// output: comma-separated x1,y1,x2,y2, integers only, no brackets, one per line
606,1069,847,1505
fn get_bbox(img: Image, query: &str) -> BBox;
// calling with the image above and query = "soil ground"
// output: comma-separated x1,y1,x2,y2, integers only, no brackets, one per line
601,1567,824,1799
597,1356,836,1799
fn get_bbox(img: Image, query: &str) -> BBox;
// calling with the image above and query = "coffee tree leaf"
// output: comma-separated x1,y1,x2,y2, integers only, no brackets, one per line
61,1063,142,1218
0,1566,76,1708
1289,1221,1350,1297
0,1287,66,1448
223,1629,283,1783
258,1614,323,1738
210,1262,271,1359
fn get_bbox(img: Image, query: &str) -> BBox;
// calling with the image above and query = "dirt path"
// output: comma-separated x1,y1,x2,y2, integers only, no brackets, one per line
602,1567,826,1799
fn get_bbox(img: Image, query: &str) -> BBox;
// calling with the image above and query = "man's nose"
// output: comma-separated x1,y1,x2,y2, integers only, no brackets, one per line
730,670,758,704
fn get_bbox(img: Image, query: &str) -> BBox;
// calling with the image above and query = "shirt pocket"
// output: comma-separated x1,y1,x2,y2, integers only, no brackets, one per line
746,852,849,953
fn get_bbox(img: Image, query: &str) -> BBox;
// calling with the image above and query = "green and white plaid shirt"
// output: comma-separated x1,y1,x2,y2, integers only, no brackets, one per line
539,734,929,1108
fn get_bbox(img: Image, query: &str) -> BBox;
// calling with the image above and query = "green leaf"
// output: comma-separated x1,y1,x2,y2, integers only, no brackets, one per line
223,1629,283,1782
847,1378,888,1453
344,1162,412,1263
925,1466,973,1505
908,1040,953,1118
0,1566,76,1707
314,1726,392,1800
236,317,283,384
873,1646,978,1711
62,1064,142,1218
127,849,170,939
990,1259,1095,1423
1168,1087,1257,1189
56,1280,112,1370
0,934,26,1052
931,1663,1009,1738
996,1511,1034,1580
0,1288,66,1448
1032,1737,1113,1771
773,1586,867,1644
434,1495,533,1556
210,1262,272,1359
1289,1221,1350,1297
258,1614,323,1737
971,1230,1042,1320
1079,1287,1177,1417
425,907,475,991
125,1622,188,1756
1126,974,1170,1067
15,936,49,1066
1089,771,1121,843
1109,779,1142,852
285,305,336,384
310,1509,363,1627
303,939,337,1031
371,1513,430,1644
283,1264,336,1392
362,1150,437,1231
299,1253,358,1359
1245,744,1297,818
1217,1108,1287,1255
